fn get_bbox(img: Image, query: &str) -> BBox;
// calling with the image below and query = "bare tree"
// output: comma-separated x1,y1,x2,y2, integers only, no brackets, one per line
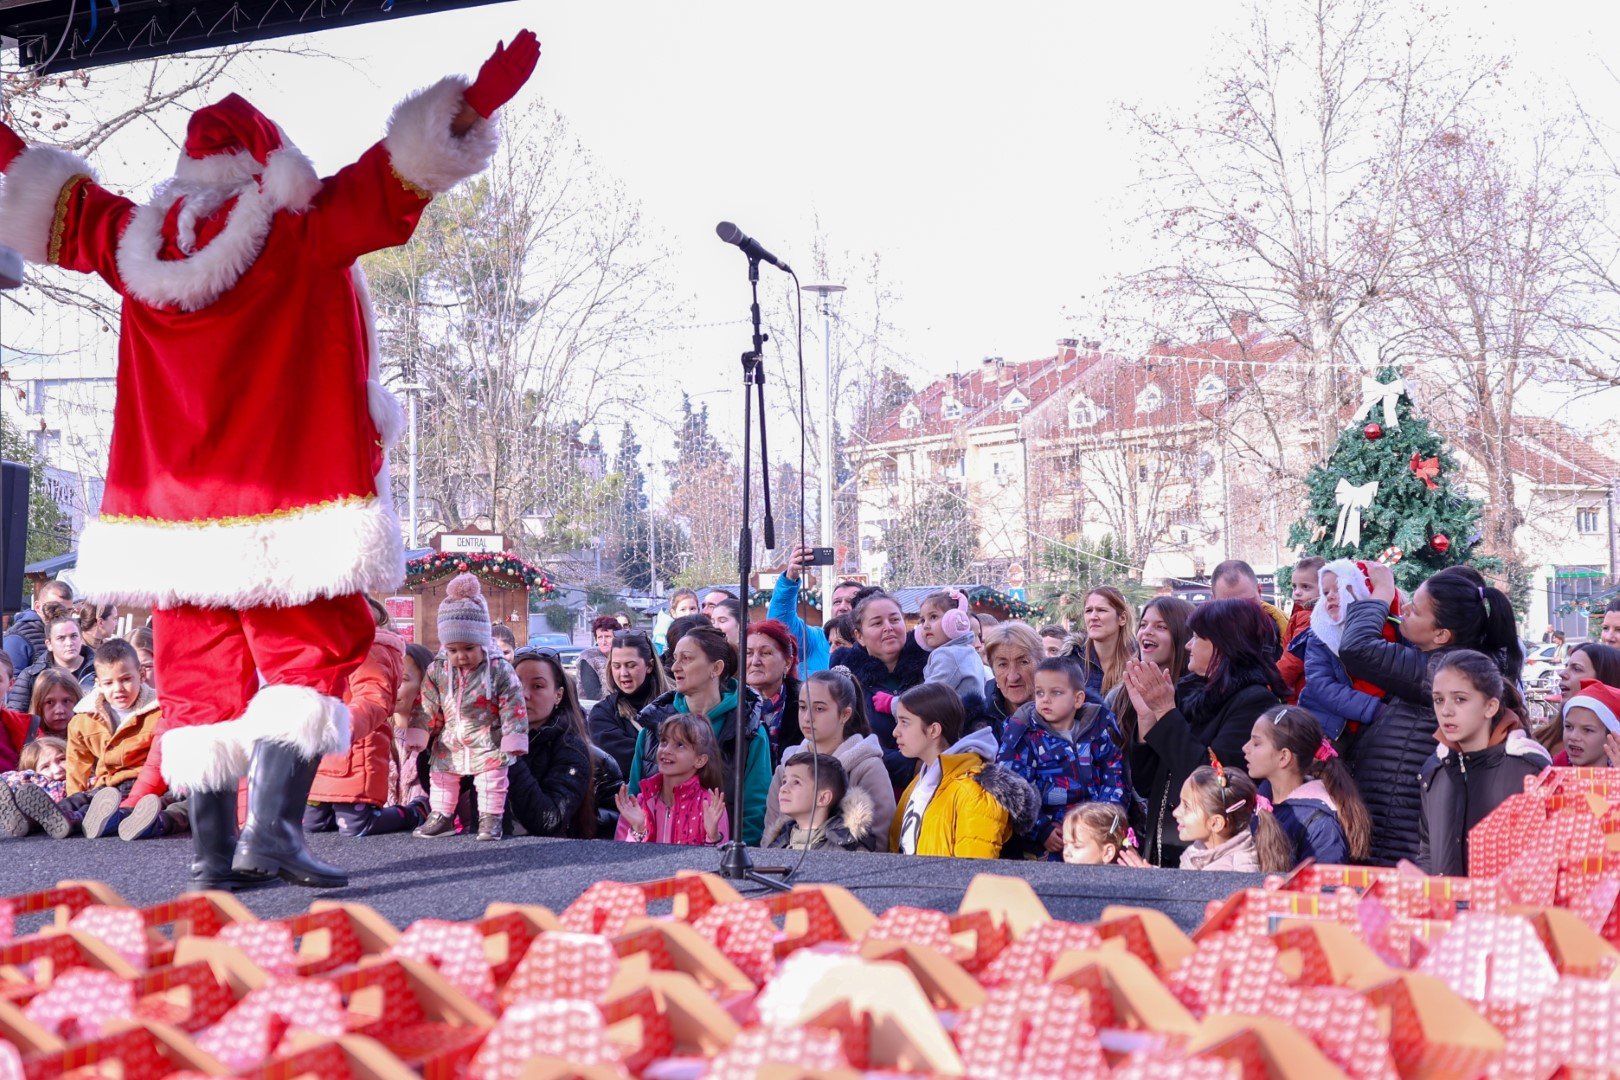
364,99,685,557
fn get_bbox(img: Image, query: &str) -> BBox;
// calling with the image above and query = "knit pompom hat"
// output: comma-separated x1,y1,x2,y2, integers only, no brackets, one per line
438,573,492,648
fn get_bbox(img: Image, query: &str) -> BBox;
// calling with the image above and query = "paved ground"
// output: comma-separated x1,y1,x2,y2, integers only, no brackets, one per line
0,831,1258,930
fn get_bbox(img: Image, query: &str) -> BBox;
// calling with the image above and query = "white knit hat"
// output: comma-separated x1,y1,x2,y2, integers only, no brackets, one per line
437,573,492,648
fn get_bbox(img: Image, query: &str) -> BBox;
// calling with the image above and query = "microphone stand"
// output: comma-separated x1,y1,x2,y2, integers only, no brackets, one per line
716,253,792,892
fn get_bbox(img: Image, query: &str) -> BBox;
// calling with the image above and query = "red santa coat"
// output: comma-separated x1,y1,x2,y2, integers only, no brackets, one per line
0,78,497,609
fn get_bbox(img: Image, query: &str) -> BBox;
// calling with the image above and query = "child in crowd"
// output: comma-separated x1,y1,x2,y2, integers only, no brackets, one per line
391,643,435,807
765,752,876,851
1174,761,1261,871
1277,556,1323,703
0,654,36,772
1244,705,1371,870
1558,681,1620,767
823,615,856,653
1419,650,1551,876
998,656,1127,860
130,626,156,691
1298,560,1389,742
490,624,517,665
414,574,527,842
1062,801,1133,866
764,667,896,843
890,683,1037,858
52,640,165,840
914,590,983,701
614,713,728,845
0,736,66,837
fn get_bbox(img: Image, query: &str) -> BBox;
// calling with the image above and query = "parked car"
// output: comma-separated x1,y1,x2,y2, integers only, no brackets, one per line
1522,639,1586,693
524,631,586,676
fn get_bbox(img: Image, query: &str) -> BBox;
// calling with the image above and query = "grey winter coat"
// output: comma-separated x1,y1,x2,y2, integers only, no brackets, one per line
763,733,897,845
923,634,985,702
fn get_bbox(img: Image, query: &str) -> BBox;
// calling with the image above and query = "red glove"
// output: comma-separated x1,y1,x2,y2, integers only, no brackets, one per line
0,121,27,172
872,691,894,716
464,30,541,118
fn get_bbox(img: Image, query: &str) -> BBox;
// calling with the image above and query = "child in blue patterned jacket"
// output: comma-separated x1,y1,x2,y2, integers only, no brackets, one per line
997,656,1127,860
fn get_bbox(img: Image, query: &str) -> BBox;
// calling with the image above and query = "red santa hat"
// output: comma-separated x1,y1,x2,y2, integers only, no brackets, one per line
1566,681,1620,735
172,93,321,212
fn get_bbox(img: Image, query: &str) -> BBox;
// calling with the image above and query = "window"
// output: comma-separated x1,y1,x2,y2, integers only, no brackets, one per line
940,396,963,421
992,453,1014,481
898,403,921,429
1578,507,1601,534
1068,395,1100,429
1138,464,1149,482
1195,374,1226,405
1136,384,1163,413
1003,389,1030,412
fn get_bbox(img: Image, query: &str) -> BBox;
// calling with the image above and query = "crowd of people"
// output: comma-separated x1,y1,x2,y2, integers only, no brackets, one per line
0,544,1612,881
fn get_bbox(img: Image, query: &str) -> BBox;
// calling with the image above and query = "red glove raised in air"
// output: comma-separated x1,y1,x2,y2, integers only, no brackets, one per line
464,30,541,119
0,121,27,172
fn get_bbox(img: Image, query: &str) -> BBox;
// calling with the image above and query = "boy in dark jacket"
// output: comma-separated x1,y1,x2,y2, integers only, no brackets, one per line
997,657,1127,860
764,752,875,851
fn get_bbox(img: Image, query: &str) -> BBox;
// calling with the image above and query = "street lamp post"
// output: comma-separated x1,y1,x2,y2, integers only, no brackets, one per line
801,282,845,620
398,383,427,548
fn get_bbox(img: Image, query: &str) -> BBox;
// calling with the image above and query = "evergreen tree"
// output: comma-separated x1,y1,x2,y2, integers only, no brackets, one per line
1287,369,1493,593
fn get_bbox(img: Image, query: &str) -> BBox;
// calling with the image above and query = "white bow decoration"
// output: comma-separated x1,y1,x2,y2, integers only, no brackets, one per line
1334,478,1379,549
1352,375,1407,429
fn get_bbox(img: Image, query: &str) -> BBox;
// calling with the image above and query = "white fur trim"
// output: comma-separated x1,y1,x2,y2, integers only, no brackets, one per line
384,76,499,194
351,267,405,449
173,148,261,187
115,182,276,312
174,133,320,214
0,145,96,263
158,685,351,793
1567,694,1620,735
74,496,405,609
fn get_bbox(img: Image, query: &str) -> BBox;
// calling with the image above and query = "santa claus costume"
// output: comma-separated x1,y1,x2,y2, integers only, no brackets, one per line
0,32,540,889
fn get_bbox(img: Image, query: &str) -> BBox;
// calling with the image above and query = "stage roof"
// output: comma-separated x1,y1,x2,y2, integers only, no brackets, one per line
0,0,509,74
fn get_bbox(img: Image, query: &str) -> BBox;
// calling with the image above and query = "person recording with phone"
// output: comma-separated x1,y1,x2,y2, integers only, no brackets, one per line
769,545,865,680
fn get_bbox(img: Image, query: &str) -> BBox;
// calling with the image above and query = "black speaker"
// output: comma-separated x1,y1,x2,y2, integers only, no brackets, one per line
1,460,28,616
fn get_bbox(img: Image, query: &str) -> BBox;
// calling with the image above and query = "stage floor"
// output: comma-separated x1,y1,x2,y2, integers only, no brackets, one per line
0,832,1259,931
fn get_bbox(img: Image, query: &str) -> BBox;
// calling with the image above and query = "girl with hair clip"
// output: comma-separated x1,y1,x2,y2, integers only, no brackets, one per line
1244,705,1372,871
1062,801,1135,866
1173,756,1261,871
1418,649,1551,876
763,665,896,844
1339,562,1524,866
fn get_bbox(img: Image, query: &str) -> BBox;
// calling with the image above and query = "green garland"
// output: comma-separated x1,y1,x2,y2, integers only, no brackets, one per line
406,551,555,595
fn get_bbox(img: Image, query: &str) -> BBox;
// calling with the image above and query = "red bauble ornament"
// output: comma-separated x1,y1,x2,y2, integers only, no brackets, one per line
1364,423,1384,441
1431,533,1451,554
456,561,468,571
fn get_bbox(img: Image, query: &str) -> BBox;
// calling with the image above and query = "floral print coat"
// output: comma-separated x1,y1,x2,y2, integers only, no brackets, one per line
422,654,528,776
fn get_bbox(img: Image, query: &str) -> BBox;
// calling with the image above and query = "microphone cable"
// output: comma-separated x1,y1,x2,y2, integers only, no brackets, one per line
785,268,817,884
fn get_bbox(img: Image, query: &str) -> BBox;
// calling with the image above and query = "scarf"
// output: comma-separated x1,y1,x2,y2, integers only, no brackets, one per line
618,673,659,721
1175,667,1274,729
675,682,740,724
899,758,943,854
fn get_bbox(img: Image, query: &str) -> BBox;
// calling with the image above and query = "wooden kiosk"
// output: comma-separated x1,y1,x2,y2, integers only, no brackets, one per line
390,531,553,653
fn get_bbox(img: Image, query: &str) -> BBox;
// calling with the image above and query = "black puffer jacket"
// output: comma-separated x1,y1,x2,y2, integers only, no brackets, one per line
588,743,624,838
830,637,930,792
6,647,95,712
1338,598,1453,867
1132,671,1280,867
1,610,45,673
587,683,659,778
1417,718,1550,876
506,718,593,838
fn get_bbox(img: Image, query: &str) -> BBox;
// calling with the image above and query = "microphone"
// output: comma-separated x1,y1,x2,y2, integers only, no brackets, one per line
715,221,792,274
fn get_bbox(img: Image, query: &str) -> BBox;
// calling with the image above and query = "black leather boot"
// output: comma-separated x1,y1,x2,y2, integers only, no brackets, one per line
232,741,348,888
188,788,269,891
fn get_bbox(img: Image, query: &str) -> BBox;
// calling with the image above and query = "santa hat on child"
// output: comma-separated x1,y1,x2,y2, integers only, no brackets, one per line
1566,681,1620,735
438,573,493,649
174,94,320,211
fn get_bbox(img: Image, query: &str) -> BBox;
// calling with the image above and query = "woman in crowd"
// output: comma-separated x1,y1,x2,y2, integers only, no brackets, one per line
978,621,1046,745
1560,642,1620,697
662,614,711,677
576,616,621,701
28,668,82,740
710,598,744,649
745,620,802,753
8,612,94,711
508,648,598,838
75,601,118,650
1339,562,1522,866
1111,597,1193,742
629,625,771,845
587,629,667,777
1120,597,1284,866
1073,587,1135,697
830,590,930,791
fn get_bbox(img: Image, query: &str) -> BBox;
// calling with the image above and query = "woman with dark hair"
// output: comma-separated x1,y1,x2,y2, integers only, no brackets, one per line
1560,642,1620,696
507,649,600,838
1338,562,1523,866
662,614,712,677
1120,598,1284,866
829,591,930,792
745,619,801,754
576,615,623,701
710,598,744,649
628,624,770,844
587,630,667,777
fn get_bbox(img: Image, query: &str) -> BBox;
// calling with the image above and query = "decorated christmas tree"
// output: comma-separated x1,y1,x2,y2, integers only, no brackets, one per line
1287,369,1492,593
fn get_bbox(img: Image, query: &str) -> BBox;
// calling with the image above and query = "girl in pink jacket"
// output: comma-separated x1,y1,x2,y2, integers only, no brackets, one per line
614,713,728,845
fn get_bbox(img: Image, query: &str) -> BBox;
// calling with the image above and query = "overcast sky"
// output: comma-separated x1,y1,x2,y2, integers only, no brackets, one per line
14,0,1620,464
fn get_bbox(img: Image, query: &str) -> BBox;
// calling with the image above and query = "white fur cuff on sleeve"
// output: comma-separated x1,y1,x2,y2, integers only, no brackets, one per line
0,145,95,264
383,76,500,195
